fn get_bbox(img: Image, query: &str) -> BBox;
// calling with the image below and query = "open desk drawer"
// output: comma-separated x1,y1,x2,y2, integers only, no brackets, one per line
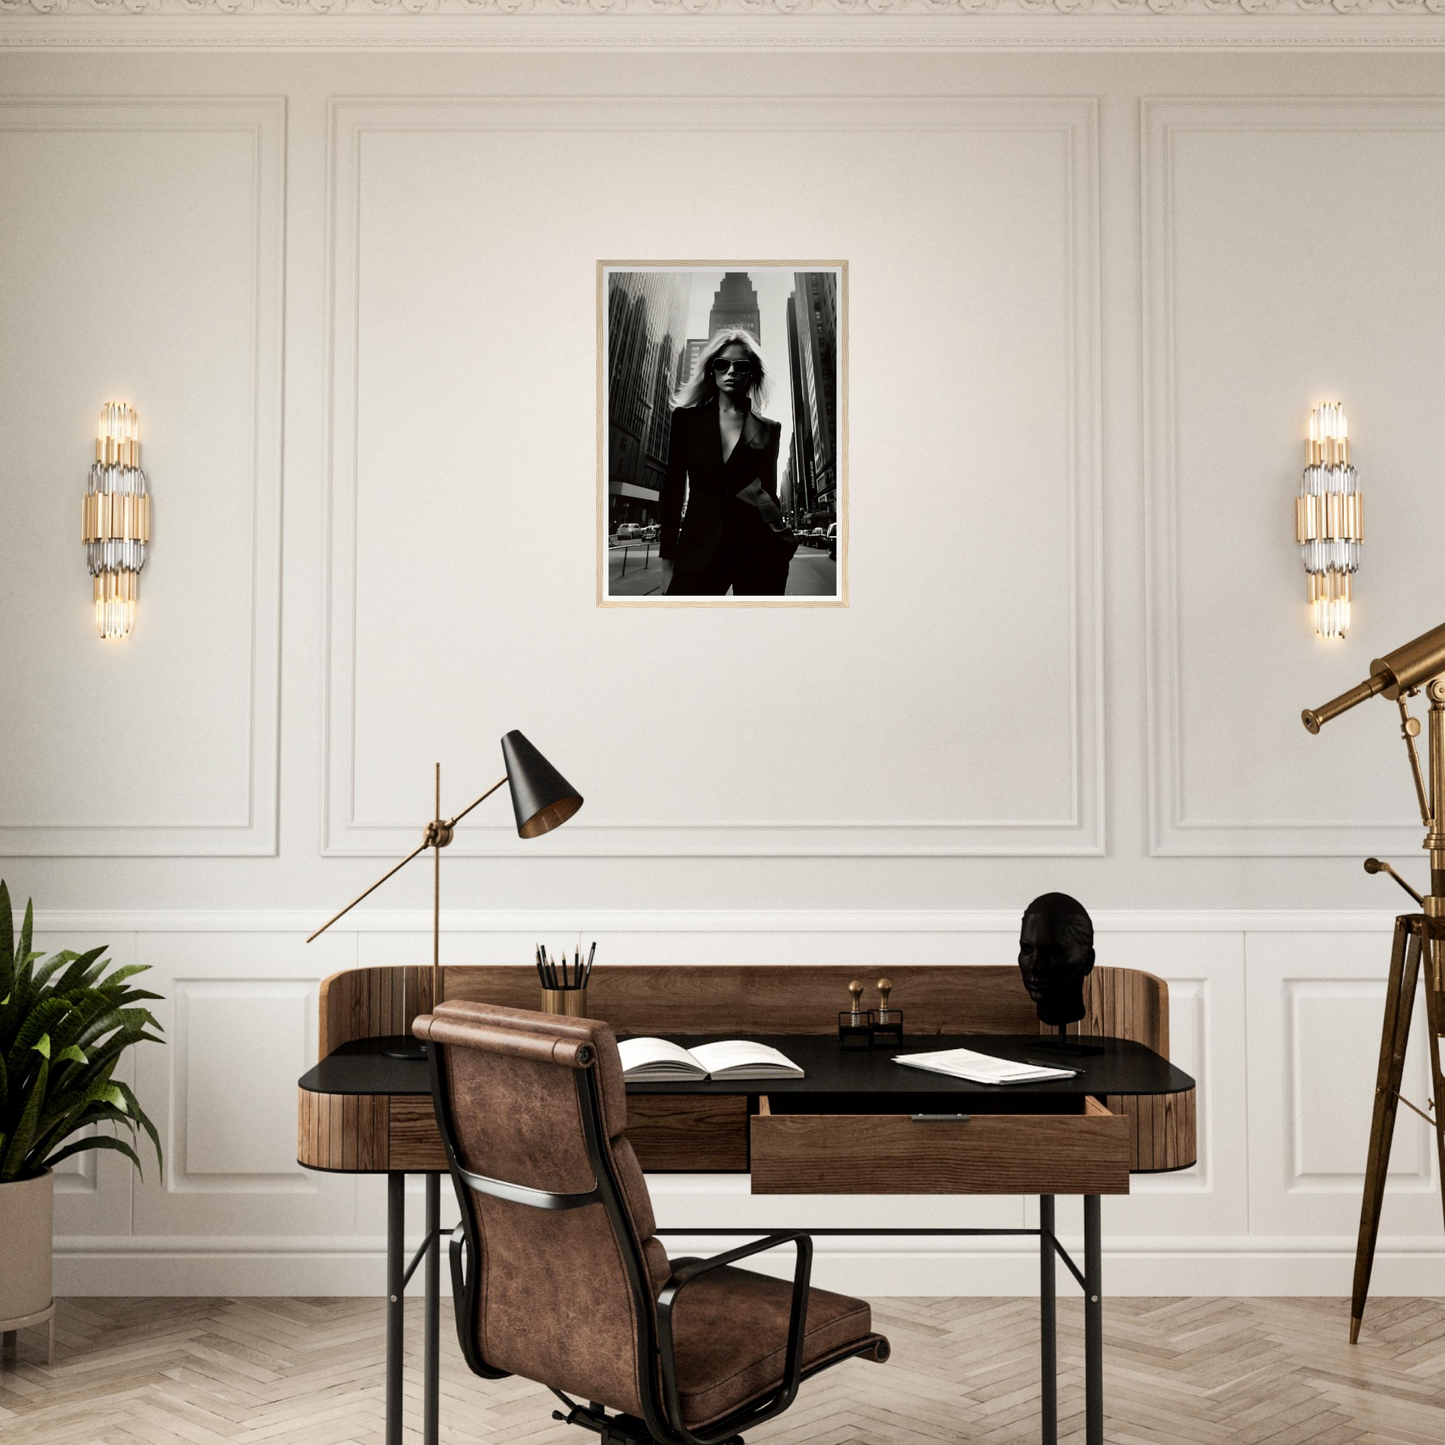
750,1093,1131,1195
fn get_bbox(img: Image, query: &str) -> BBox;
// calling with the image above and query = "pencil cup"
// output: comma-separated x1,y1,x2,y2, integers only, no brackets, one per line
542,987,588,1017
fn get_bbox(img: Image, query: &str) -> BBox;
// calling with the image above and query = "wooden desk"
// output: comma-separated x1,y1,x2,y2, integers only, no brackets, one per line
297,965,1195,1445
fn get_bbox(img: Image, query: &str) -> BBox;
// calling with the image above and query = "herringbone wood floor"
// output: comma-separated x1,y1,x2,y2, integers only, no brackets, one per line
2,1296,1444,1445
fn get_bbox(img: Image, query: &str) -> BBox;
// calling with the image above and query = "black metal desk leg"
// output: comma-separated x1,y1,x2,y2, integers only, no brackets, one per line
386,1172,405,1445
1040,1195,1057,1445
425,1173,440,1445
1083,1194,1103,1445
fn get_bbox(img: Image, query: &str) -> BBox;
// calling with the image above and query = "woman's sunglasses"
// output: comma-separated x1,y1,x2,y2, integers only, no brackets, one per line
712,358,754,375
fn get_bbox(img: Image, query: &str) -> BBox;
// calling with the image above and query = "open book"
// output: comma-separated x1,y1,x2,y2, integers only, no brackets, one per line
617,1037,804,1082
894,1047,1077,1085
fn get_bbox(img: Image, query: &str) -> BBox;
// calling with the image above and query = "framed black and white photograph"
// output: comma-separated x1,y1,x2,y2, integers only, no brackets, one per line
598,262,847,606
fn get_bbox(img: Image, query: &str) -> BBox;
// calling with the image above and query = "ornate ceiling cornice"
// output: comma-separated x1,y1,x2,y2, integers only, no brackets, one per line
6,0,1445,12
5,0,1445,48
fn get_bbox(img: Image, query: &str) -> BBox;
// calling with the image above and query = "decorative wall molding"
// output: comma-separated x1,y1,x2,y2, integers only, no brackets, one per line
9,9,1445,58
1244,929,1443,1239
49,1233,1445,1300
8,0,1445,18
26,906,1429,1296
322,96,1104,859
1142,97,1445,858
27,905,1412,933
0,98,285,857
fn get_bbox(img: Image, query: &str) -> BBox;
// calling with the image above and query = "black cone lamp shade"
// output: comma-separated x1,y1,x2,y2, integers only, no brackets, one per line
502,730,583,839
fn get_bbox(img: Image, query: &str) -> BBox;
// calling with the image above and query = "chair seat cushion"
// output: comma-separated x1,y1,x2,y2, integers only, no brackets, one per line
665,1262,885,1428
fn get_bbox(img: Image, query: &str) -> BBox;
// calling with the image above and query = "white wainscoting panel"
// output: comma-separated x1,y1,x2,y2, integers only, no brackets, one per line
323,97,1103,859
129,930,359,1243
178,980,317,1183
1088,931,1248,1239
0,98,285,857
1245,929,1441,1247
1143,98,1445,858
30,908,1445,1297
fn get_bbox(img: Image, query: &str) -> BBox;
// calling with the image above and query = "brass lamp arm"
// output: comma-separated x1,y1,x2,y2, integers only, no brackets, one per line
306,838,432,943
445,775,508,831
305,773,507,944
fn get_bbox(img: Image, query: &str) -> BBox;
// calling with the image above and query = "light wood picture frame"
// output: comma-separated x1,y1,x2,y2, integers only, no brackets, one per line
597,260,848,608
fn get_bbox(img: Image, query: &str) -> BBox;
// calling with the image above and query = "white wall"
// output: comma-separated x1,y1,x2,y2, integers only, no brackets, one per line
4,32,1445,1295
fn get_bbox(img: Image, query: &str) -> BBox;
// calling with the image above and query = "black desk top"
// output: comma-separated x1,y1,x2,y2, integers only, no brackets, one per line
299,1034,1194,1099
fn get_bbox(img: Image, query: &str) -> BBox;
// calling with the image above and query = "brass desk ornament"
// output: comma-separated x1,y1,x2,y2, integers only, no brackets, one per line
870,976,903,1048
1302,618,1445,1342
838,979,870,1049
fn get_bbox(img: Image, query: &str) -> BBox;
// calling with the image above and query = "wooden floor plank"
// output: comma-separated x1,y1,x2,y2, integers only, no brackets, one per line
1,1297,1443,1443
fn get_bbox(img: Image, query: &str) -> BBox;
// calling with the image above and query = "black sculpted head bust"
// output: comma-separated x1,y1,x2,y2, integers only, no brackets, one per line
1018,893,1096,1028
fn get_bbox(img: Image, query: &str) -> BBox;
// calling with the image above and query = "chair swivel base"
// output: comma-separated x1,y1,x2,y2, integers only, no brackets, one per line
552,1399,741,1445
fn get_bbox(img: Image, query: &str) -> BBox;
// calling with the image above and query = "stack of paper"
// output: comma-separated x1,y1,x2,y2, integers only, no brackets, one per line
893,1048,1077,1085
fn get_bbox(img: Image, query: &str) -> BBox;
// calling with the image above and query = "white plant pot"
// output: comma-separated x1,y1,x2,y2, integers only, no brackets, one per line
0,1170,54,1327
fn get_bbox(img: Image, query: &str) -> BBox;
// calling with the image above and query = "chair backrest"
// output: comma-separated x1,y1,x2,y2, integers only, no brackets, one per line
413,1001,670,1418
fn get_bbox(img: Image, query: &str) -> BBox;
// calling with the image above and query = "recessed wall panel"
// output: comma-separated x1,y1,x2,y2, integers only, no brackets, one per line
1145,100,1445,856
0,100,283,856
325,98,1103,857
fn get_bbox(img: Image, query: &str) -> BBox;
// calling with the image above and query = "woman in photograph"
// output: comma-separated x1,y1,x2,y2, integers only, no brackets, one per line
657,329,796,597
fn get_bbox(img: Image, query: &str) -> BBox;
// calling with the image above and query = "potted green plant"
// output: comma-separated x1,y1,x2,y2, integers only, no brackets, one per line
0,881,164,1340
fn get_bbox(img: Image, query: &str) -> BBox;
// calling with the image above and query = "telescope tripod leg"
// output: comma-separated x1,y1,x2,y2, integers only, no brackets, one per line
1350,917,1422,1343
1420,930,1445,1255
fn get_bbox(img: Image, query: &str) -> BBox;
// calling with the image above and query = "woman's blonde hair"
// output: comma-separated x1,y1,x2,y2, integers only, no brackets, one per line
672,328,769,410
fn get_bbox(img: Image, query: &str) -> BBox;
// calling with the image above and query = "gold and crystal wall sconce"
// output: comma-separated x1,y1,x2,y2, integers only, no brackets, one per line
1297,402,1362,640
83,402,150,640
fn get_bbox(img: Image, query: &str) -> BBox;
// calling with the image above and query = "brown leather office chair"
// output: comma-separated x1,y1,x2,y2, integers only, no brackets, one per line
413,1001,889,1445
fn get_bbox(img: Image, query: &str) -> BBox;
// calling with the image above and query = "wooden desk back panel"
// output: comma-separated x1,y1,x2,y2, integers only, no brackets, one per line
311,964,1193,1174
319,964,1167,1056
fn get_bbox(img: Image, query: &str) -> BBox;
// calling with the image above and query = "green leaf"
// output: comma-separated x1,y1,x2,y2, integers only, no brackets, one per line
1,1050,47,1180
55,1044,87,1066
92,963,152,989
54,948,112,997
112,1080,163,1173
28,1101,135,1166
17,898,33,987
33,1033,50,1060
40,1133,143,1177
36,948,109,1004
63,1028,156,1088
73,1007,136,1051
79,1008,162,1053
30,955,72,992
0,880,12,989
8,998,71,1072
34,1073,123,1138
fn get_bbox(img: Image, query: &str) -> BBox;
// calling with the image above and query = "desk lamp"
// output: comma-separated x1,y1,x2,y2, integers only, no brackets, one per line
307,730,583,1058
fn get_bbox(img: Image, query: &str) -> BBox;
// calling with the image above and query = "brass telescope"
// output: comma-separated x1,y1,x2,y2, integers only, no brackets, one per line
1302,616,1445,1346
1302,618,1445,732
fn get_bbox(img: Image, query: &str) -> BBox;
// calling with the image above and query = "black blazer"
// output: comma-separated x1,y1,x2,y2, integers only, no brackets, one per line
658,400,782,572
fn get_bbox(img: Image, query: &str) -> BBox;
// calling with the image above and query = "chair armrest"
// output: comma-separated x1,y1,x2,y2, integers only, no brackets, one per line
654,1232,814,1445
